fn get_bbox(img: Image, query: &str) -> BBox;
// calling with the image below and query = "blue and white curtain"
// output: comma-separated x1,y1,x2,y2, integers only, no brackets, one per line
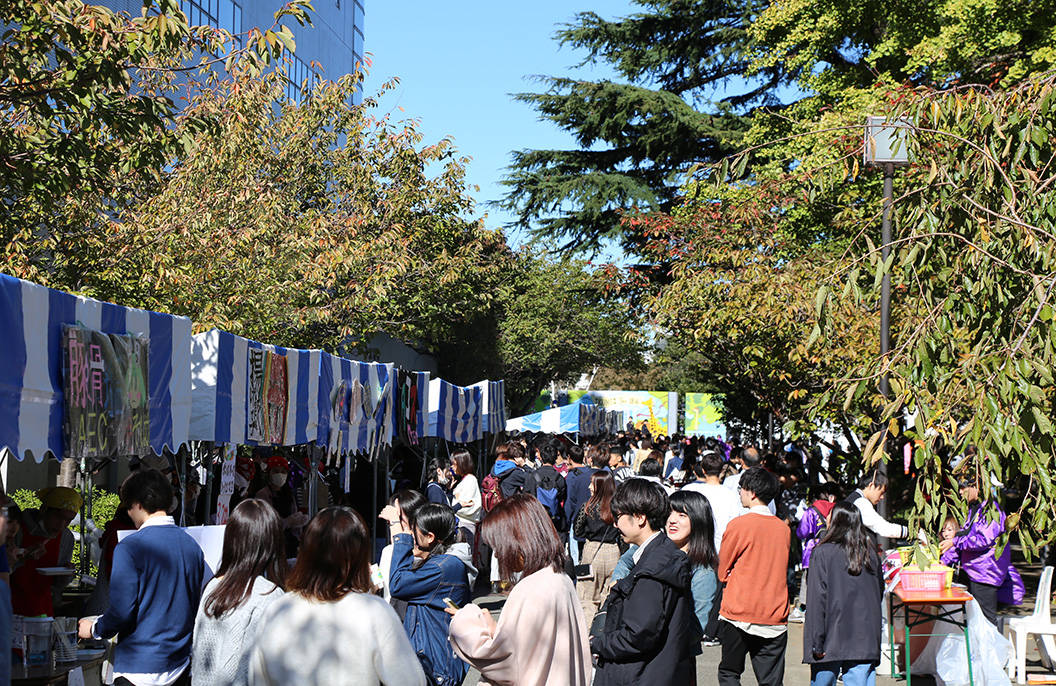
318,351,395,457
0,273,192,461
427,379,483,443
470,379,506,434
189,329,321,447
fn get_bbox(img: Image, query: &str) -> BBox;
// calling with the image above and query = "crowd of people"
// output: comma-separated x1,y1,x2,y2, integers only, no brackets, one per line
0,429,1028,686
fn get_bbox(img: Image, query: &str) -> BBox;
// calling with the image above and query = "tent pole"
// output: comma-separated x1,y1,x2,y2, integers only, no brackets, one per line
371,448,378,558
79,454,87,581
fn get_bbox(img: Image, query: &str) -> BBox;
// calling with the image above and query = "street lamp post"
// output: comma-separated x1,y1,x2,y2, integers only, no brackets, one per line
864,117,911,527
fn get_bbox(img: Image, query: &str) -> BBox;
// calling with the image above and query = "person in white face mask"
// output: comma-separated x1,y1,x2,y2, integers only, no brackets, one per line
254,456,308,557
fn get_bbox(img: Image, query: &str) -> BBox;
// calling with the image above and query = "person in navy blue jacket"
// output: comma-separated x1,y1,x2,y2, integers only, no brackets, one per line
564,444,601,565
79,469,205,686
388,503,470,686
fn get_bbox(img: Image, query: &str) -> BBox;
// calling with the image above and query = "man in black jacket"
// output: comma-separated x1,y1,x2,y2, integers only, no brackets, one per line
527,441,568,533
564,443,600,564
592,479,696,685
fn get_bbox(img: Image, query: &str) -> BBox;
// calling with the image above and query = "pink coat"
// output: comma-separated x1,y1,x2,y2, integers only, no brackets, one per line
449,567,592,686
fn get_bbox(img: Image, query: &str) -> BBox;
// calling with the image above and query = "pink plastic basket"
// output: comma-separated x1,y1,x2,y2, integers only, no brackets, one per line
901,568,947,592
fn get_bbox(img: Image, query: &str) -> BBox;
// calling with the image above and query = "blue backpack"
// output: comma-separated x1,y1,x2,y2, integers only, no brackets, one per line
532,468,567,531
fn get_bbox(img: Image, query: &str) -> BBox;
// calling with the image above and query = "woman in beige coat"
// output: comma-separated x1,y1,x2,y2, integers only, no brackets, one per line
448,495,591,686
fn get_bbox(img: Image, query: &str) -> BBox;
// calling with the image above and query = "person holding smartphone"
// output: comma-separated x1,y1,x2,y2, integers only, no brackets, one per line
388,503,470,686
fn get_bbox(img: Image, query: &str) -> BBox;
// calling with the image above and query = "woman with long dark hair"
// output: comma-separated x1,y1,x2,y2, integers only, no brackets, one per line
378,490,428,603
193,499,288,686
448,495,592,686
249,507,425,686
449,449,481,547
666,490,719,638
388,503,470,686
573,470,620,627
803,501,884,686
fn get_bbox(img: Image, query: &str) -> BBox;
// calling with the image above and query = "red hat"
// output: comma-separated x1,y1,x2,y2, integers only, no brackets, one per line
265,456,289,472
812,500,836,519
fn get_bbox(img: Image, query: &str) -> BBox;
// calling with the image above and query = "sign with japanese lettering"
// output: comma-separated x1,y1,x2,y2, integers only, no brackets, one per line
62,325,150,458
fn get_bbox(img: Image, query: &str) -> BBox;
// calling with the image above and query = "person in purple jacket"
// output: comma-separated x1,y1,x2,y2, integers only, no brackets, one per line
939,473,1024,627
790,484,840,622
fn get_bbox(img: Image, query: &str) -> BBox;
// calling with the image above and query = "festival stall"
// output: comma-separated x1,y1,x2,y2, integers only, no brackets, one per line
189,330,408,528
470,379,506,435
0,273,192,464
426,378,483,444
505,396,618,439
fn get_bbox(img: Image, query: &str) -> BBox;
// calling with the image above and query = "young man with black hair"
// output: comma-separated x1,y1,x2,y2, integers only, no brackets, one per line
716,467,790,686
565,443,599,565
526,441,568,532
592,479,696,685
79,470,205,686
636,457,674,495
608,445,635,483
683,451,740,555
845,469,908,541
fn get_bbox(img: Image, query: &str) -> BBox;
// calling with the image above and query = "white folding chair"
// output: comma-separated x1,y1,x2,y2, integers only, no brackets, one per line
1009,565,1056,683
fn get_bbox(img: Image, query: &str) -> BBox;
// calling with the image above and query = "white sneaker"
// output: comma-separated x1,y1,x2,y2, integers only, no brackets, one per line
788,607,805,623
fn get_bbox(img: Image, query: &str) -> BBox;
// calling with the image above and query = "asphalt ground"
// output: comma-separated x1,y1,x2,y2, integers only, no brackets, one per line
460,559,1049,686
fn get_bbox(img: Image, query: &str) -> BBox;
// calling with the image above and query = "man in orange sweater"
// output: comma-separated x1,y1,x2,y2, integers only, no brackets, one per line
716,467,791,686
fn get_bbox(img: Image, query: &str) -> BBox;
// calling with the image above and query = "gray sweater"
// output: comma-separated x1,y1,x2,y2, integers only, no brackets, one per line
192,576,284,686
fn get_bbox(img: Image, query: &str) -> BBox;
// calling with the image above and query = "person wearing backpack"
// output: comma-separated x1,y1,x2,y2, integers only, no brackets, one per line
526,441,568,534
483,443,530,593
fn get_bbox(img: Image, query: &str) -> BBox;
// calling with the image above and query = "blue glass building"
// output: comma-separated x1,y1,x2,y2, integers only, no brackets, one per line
96,0,365,101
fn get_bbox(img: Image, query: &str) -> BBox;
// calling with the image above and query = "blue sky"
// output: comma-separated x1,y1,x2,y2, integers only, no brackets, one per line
361,0,637,250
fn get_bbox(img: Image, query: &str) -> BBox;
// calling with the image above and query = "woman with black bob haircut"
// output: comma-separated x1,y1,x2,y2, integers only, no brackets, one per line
802,501,884,686
449,495,592,686
249,507,426,686
388,503,470,686
193,499,287,686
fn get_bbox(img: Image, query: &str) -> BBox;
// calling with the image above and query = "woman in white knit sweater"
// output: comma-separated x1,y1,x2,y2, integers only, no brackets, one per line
193,499,288,686
249,507,425,686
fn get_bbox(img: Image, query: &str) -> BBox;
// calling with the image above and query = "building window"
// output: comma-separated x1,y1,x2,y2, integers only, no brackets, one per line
285,55,318,102
181,0,242,38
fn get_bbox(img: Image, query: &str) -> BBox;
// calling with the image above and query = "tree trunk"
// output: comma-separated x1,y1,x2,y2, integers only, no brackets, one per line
58,458,78,488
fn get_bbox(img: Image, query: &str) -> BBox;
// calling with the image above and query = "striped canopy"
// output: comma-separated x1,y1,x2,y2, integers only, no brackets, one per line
190,330,399,455
0,273,192,462
470,379,506,434
427,379,483,443
189,329,322,446
317,351,396,456
505,397,619,437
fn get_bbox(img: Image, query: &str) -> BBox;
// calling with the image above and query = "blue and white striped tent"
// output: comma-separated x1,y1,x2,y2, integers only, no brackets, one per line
190,330,398,454
505,397,616,437
470,379,506,434
317,351,396,456
189,329,324,447
0,274,192,462
427,379,482,443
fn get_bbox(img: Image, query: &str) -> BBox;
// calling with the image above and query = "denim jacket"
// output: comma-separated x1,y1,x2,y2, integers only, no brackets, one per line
389,534,470,686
